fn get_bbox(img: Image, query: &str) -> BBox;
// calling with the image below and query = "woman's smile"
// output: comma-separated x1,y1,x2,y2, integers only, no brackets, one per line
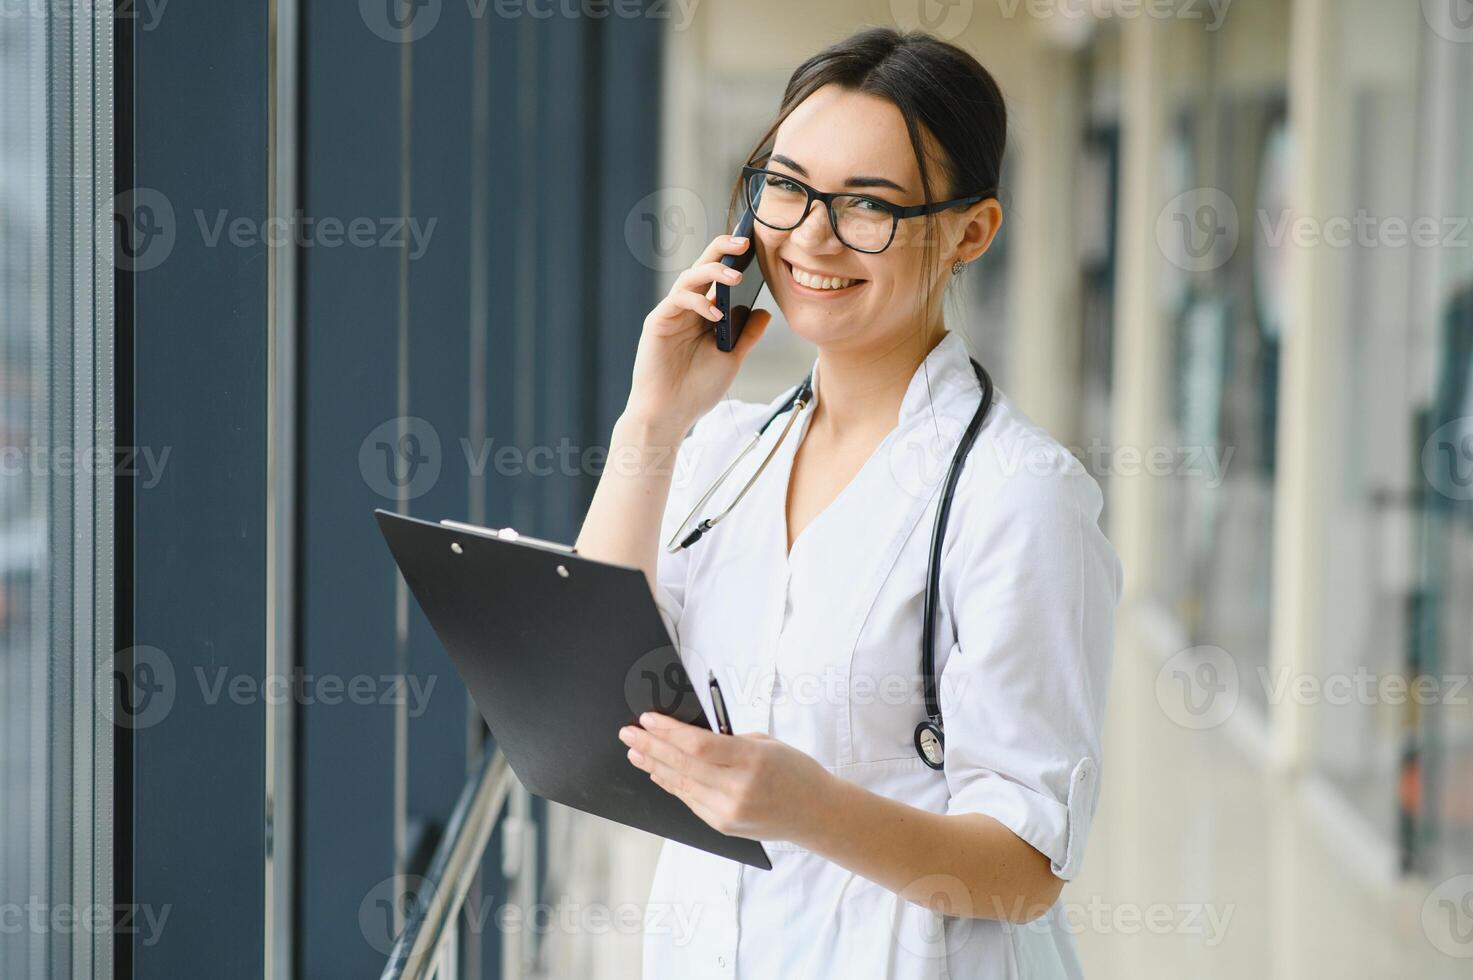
780,257,868,298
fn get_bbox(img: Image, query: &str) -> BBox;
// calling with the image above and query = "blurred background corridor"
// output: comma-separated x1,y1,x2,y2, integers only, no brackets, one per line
3,0,1472,977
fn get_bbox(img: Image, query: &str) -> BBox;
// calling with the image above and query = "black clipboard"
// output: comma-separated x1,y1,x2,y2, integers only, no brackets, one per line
375,510,772,870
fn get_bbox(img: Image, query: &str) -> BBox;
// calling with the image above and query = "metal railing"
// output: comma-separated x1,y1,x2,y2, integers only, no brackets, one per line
381,748,517,980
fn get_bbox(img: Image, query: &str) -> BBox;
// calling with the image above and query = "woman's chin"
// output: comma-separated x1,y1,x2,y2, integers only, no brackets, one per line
781,311,869,349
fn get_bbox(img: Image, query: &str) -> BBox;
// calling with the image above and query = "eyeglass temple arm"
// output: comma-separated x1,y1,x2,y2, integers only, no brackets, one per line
891,193,992,218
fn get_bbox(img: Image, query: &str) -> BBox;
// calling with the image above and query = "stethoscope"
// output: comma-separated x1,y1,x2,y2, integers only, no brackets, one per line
665,357,995,770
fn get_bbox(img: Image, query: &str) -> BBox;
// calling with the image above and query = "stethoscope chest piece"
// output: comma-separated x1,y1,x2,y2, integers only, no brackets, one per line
914,719,945,770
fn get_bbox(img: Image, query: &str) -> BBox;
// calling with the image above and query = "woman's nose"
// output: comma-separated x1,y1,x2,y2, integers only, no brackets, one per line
790,198,843,252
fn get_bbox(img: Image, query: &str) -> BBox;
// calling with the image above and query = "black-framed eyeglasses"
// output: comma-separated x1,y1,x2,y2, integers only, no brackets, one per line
740,164,990,254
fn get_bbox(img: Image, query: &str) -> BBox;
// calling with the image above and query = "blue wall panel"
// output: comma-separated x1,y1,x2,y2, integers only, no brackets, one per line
123,3,664,976
130,1,270,975
406,0,476,839
297,1,406,974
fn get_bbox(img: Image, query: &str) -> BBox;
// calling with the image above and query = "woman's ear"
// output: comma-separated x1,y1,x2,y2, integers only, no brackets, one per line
952,198,1003,267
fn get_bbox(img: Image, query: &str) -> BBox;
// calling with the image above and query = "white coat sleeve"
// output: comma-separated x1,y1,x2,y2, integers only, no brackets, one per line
649,407,736,648
939,456,1122,881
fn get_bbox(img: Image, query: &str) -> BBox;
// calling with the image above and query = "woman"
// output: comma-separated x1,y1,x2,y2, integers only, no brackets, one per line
577,27,1120,980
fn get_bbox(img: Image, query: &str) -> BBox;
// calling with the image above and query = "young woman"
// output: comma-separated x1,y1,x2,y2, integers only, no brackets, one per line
577,27,1120,980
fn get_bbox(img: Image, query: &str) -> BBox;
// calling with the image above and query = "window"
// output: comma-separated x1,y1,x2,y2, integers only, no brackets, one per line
0,7,115,975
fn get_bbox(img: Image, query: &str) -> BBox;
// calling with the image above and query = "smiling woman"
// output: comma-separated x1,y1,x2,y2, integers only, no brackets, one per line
578,25,1120,980
723,28,1005,356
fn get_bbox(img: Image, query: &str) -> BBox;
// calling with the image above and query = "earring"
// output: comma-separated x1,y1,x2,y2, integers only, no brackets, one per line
951,259,965,276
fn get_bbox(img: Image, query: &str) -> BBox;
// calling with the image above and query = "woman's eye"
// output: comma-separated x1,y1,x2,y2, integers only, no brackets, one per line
836,197,887,215
765,176,803,194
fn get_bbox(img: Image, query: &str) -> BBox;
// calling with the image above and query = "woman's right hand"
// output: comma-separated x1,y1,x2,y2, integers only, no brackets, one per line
623,234,772,438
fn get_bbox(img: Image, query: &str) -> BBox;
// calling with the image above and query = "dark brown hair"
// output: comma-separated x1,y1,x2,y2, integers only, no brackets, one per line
733,27,1008,342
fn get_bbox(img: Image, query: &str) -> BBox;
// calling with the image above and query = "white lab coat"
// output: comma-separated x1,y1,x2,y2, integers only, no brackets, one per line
642,330,1122,979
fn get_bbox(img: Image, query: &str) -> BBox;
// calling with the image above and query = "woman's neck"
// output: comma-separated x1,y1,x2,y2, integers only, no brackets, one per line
809,324,948,439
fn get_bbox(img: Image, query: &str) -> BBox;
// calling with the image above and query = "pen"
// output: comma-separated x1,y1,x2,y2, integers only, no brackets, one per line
707,670,733,736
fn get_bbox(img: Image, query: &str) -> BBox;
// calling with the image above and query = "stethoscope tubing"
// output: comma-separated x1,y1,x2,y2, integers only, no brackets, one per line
664,358,994,769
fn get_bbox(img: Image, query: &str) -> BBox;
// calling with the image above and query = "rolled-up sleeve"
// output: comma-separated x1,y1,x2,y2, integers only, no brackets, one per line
939,454,1122,881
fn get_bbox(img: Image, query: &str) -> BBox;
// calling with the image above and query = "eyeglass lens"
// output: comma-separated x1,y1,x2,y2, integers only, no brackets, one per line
745,170,895,253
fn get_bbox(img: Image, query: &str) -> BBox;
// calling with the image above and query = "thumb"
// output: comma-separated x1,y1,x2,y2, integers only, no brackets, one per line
728,308,772,361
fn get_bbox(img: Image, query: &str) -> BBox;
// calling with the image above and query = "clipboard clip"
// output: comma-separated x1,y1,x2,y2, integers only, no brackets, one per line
439,520,577,554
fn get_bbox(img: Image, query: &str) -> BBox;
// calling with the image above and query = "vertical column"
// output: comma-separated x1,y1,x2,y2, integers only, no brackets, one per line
1108,17,1170,604
1008,42,1084,445
1270,2,1347,975
85,3,116,976
405,0,474,857
129,1,271,975
1105,18,1169,980
265,1,300,975
1269,0,1346,773
297,1,404,973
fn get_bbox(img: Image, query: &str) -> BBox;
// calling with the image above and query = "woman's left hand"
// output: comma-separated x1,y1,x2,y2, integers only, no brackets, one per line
619,712,835,844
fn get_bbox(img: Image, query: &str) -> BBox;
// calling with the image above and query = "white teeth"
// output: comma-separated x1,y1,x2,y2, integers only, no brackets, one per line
790,265,856,290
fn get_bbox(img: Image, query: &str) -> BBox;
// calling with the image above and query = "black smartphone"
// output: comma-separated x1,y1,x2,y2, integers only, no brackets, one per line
713,206,766,352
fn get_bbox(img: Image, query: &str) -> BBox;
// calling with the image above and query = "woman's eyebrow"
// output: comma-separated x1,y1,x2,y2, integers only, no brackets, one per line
769,154,908,193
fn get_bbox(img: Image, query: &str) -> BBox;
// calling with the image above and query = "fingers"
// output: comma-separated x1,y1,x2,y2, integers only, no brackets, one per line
639,711,744,764
652,258,744,325
674,260,743,295
651,287,723,324
648,235,756,330
625,736,736,835
620,717,771,840
669,236,750,304
628,742,715,797
622,723,728,782
620,713,744,783
623,728,726,822
695,233,751,267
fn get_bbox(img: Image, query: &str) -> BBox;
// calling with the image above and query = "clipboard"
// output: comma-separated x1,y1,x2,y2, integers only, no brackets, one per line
374,509,771,870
